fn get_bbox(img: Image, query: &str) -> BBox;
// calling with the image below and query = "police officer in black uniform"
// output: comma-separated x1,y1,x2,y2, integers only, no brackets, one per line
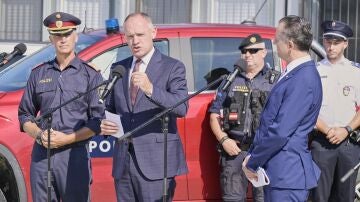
18,12,105,202
209,34,279,202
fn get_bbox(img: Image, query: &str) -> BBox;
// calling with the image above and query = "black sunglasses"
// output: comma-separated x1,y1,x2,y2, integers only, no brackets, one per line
241,48,263,54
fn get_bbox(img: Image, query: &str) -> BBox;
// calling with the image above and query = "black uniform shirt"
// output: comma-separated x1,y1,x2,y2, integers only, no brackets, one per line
18,56,105,135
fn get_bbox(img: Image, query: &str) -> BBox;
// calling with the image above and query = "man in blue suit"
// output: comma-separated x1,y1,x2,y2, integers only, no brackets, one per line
100,12,188,201
242,15,322,201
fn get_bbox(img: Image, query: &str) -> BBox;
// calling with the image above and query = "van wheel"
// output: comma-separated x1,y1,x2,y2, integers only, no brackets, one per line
0,188,6,202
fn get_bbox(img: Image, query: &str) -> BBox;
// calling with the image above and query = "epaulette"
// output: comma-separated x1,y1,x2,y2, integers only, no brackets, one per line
84,62,100,72
31,62,47,71
351,61,360,68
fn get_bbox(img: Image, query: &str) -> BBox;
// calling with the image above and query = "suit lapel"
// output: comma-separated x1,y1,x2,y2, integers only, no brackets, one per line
123,59,133,111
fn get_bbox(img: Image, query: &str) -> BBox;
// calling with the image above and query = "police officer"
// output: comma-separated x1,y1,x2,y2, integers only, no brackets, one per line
18,12,105,202
209,34,279,202
310,20,360,202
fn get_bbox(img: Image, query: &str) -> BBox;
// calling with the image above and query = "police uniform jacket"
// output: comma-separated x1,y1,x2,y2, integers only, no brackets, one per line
18,57,105,140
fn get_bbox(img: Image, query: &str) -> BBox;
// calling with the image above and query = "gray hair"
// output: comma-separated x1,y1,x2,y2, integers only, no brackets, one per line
279,15,313,51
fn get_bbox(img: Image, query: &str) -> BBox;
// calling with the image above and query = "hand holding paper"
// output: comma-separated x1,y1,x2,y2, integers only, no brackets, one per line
249,167,270,187
242,155,258,180
100,110,124,138
242,155,270,187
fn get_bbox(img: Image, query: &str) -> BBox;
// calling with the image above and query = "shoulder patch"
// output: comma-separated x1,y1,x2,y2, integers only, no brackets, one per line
351,61,360,68
84,62,100,72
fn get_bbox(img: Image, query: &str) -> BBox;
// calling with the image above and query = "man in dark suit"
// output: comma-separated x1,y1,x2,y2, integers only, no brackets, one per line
242,15,322,201
100,12,188,201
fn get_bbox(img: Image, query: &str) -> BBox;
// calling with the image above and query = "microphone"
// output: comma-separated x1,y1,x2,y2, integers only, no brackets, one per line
221,59,245,91
0,52,6,59
0,43,27,66
98,65,126,104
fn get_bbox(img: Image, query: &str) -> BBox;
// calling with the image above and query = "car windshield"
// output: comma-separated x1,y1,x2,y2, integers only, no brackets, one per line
0,33,104,92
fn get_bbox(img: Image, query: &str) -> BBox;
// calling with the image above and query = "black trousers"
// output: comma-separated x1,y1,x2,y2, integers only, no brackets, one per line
310,134,360,202
219,150,264,202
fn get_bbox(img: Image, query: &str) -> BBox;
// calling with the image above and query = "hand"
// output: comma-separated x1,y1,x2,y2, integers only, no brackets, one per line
100,119,119,135
41,129,71,149
131,72,153,96
222,138,241,156
242,155,258,181
326,127,348,144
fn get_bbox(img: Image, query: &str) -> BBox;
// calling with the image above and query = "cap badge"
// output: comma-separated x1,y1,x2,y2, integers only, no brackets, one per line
56,13,61,19
343,86,350,96
331,21,336,27
250,37,256,43
55,20,63,28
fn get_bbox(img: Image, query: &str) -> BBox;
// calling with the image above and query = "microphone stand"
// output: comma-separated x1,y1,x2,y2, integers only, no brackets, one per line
34,80,107,202
341,161,360,183
119,74,227,202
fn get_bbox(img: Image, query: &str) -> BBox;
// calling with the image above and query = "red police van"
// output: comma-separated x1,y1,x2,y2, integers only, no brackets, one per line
0,23,325,202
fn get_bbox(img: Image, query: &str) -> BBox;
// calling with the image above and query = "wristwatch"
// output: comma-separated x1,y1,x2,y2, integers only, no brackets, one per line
344,125,353,135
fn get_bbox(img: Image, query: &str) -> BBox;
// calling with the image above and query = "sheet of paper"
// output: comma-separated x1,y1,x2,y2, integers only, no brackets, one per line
249,167,270,187
105,110,124,138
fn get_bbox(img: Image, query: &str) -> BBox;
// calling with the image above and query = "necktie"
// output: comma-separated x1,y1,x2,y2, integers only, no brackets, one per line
130,58,142,105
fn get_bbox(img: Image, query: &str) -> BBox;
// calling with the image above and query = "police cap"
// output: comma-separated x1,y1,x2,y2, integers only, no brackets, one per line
321,20,353,40
238,34,265,50
43,12,81,35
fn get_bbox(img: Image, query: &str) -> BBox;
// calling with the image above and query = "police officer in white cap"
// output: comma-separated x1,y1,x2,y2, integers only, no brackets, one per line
310,20,360,202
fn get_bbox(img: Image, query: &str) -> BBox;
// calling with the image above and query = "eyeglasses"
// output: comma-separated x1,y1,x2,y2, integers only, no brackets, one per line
241,48,263,54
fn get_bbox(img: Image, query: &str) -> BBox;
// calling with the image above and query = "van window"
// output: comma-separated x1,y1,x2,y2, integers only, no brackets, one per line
191,37,274,91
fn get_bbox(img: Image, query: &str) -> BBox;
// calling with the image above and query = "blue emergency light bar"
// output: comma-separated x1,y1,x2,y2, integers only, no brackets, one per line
105,18,119,34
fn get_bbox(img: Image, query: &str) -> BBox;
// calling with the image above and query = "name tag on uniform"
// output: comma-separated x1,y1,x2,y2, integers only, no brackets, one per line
39,78,52,83
233,85,249,92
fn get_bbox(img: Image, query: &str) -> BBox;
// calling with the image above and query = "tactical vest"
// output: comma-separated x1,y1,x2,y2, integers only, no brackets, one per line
222,69,279,143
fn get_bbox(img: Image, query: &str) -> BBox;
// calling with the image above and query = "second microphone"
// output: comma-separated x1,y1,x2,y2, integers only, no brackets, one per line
98,65,126,104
